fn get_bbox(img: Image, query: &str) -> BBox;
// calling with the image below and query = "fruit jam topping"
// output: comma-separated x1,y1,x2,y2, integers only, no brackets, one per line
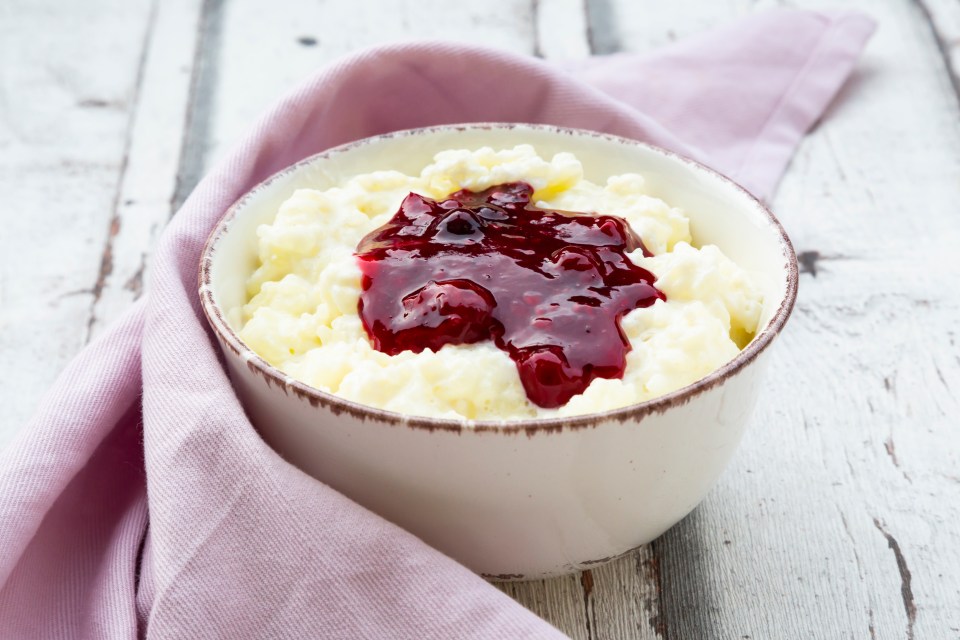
355,182,665,409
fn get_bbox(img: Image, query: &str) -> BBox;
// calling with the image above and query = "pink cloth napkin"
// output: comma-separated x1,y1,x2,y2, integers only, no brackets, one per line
0,10,874,639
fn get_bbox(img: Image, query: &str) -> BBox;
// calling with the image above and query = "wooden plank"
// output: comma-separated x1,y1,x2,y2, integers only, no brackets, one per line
188,0,540,181
498,575,591,640
915,0,960,106
593,0,960,638
536,0,592,60
0,0,205,450
586,545,666,640
0,0,154,447
88,0,207,339
586,0,736,55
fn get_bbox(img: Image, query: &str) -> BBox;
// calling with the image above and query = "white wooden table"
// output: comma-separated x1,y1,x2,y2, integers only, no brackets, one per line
3,1,959,637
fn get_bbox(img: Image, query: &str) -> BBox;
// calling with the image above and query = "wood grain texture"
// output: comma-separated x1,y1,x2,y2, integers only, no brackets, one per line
596,1,960,638
0,0,154,443
915,0,960,107
189,0,538,184
536,0,592,60
2,0,959,638
87,0,206,340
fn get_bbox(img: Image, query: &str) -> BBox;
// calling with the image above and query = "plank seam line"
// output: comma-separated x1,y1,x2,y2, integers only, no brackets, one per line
912,0,960,110
649,539,669,639
531,0,544,58
582,0,598,55
86,0,160,343
579,569,594,640
873,518,917,640
172,0,217,214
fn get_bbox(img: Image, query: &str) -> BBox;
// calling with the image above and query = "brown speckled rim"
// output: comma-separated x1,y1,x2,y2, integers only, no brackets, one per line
199,123,799,435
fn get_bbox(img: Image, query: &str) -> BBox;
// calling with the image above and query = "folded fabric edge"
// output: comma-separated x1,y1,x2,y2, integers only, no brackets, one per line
732,11,878,201
0,300,147,584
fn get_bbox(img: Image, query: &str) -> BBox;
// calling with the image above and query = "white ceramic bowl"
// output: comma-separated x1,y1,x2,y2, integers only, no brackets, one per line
199,124,798,580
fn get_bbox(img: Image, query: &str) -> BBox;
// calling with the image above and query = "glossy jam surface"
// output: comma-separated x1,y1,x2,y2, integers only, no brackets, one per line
355,182,665,408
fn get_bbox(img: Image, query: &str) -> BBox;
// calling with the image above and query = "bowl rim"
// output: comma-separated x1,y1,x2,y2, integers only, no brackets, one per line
199,122,799,434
